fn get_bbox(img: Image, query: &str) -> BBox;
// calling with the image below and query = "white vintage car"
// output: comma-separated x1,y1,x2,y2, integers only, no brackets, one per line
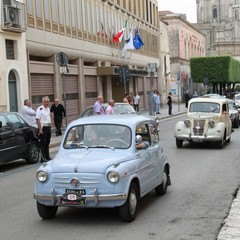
174,98,233,149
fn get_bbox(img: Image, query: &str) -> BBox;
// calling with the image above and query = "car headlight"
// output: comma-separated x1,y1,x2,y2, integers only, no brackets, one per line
107,171,120,183
208,120,215,128
184,119,191,127
37,170,48,182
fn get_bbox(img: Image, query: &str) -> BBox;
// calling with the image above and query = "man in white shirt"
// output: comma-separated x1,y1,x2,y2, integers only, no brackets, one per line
36,96,52,162
133,93,140,112
22,99,37,127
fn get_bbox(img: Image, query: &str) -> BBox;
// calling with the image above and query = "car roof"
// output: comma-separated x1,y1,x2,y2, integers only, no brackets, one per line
68,114,154,129
189,97,229,104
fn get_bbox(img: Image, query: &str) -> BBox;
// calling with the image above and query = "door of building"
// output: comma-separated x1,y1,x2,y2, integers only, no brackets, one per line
8,70,18,112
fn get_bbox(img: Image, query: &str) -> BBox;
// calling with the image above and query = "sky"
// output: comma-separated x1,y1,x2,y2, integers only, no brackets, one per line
158,0,197,23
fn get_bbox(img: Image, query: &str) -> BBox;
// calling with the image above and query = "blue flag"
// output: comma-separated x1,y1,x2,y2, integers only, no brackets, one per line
133,30,144,49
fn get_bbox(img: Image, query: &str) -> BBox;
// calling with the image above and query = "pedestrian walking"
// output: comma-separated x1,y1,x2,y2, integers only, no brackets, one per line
184,91,191,108
22,99,37,127
153,91,161,114
167,92,173,115
106,99,115,115
36,96,52,162
94,95,105,115
133,93,140,112
50,98,66,136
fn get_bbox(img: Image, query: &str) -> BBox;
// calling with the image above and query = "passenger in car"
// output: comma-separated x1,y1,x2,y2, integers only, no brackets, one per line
135,135,150,149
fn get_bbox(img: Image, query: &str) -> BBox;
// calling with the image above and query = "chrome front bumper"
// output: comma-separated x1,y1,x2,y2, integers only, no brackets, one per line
33,191,127,206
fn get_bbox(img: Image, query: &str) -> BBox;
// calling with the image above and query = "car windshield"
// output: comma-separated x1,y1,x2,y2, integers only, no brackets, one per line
189,102,221,113
64,124,131,149
112,104,136,114
228,101,237,110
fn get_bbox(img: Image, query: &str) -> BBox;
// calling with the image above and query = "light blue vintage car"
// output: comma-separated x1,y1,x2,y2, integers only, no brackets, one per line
33,115,171,222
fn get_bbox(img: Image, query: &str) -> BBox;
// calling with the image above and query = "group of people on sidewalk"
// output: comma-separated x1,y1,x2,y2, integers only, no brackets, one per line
22,96,66,162
93,90,174,116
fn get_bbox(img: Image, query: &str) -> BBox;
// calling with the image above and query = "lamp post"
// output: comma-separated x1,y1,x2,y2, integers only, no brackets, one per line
56,52,69,125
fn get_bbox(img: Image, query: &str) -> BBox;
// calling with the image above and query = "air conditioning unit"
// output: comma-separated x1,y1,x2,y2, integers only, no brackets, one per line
4,5,20,28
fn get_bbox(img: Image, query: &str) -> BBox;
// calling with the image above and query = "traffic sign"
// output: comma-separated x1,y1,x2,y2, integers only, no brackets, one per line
56,52,69,67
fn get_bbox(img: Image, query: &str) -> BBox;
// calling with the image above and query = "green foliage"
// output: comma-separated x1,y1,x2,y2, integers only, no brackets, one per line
190,56,240,83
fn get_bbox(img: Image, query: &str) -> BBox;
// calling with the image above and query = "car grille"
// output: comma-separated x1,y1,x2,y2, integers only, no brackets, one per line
192,120,205,136
53,175,101,190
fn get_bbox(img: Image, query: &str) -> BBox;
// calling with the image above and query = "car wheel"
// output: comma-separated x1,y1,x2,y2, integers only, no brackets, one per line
235,118,239,128
25,141,40,164
216,139,224,149
37,201,58,219
119,182,138,222
155,170,168,196
176,139,183,148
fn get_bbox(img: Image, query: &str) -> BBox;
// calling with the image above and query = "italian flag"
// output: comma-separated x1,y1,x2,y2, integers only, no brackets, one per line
112,21,128,43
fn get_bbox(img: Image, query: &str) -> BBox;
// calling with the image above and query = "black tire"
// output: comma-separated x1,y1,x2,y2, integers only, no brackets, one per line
235,118,239,128
25,141,40,164
155,171,168,196
37,201,58,219
119,182,138,222
176,139,183,148
216,139,224,149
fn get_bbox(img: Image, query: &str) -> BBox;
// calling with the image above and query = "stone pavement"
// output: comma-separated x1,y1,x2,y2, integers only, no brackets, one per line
48,102,240,240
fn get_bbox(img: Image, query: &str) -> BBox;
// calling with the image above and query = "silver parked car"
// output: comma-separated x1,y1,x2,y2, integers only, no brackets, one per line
80,102,136,117
33,115,171,222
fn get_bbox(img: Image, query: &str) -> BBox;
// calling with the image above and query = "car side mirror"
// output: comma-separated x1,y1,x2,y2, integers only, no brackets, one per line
0,121,2,129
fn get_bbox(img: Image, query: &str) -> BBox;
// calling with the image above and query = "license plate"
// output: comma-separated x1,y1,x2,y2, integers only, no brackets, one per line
66,189,86,195
193,138,202,142
61,193,86,206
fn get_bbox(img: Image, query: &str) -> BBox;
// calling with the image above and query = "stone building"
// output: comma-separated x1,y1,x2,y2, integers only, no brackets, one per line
0,0,160,121
196,0,240,57
159,12,206,101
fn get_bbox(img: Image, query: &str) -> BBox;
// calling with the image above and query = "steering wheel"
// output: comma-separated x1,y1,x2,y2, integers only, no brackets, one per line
106,139,129,147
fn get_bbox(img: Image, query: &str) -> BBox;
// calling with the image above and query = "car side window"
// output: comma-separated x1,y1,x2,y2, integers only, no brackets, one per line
7,114,23,129
136,123,151,145
149,123,159,144
0,115,11,133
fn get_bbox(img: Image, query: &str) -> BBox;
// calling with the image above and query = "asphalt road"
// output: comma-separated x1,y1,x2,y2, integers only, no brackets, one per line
1,115,240,240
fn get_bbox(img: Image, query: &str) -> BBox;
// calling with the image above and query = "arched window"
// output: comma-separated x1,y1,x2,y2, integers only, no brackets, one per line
213,6,217,19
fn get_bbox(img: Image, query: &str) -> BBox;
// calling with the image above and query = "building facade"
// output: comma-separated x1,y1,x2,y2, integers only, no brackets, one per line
0,0,160,122
196,0,240,57
159,12,206,100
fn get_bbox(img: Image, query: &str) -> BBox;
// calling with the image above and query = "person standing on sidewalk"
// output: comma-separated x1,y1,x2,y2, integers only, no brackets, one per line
133,92,140,112
184,91,191,108
36,96,52,162
94,95,105,115
153,91,161,114
22,99,37,127
167,92,173,115
106,99,115,115
50,98,66,136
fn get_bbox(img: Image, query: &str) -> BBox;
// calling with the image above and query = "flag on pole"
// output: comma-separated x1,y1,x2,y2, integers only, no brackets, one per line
133,29,144,49
112,20,128,43
122,29,135,53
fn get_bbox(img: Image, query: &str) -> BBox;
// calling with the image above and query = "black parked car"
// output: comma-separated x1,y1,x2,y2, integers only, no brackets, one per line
0,112,40,165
